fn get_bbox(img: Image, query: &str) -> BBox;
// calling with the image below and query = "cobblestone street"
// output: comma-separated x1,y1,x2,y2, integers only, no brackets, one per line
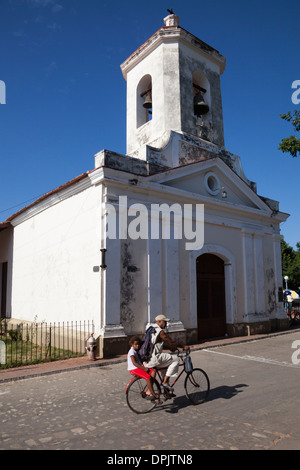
0,330,300,451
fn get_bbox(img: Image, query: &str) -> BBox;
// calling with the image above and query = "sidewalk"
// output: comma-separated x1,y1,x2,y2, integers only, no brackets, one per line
0,326,298,383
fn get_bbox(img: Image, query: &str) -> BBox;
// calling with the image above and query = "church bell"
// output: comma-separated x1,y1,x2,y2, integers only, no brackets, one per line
142,90,152,109
194,93,209,116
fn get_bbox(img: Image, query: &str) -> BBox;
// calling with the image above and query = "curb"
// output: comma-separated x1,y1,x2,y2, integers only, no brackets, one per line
0,357,127,384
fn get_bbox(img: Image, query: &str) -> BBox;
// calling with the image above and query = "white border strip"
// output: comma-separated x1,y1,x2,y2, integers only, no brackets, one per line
202,348,300,369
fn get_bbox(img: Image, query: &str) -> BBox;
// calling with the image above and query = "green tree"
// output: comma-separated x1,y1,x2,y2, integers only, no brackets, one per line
278,111,300,158
281,238,300,291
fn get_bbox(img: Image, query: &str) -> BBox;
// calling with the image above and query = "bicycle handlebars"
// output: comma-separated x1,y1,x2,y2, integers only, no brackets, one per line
176,347,191,357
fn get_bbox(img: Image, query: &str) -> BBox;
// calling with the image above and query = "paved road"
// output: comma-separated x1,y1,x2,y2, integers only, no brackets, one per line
0,330,299,451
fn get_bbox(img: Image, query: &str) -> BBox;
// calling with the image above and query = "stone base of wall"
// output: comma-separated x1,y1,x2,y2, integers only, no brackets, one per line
226,318,290,337
99,335,129,359
99,329,188,358
99,318,291,358
185,328,198,345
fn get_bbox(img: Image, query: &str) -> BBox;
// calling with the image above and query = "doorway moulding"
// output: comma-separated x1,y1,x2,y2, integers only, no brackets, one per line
189,244,237,330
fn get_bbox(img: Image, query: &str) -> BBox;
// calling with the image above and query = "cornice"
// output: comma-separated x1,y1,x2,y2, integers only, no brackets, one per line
121,26,225,79
98,165,287,227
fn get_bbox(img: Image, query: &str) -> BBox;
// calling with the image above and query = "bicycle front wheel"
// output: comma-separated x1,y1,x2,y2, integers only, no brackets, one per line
126,377,160,414
184,368,210,405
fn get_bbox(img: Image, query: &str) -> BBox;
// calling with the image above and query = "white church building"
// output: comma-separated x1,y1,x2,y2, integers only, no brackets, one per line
0,13,289,357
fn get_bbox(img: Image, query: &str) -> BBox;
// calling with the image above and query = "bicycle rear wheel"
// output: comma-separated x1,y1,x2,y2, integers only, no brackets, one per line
126,377,160,414
184,368,210,405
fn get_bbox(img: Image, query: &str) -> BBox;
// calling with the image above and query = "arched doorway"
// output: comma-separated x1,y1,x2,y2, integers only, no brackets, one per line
196,254,226,339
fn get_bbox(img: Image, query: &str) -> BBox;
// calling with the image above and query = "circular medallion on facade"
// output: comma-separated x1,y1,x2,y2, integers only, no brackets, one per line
204,171,221,196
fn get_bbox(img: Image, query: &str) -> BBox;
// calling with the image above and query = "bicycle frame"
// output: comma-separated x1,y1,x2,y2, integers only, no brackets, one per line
125,352,186,395
125,350,210,413
155,359,186,389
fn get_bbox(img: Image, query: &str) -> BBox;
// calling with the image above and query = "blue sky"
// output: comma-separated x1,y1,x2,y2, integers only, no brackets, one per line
0,0,299,247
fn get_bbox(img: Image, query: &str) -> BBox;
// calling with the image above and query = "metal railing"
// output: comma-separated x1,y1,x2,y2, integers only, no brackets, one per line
0,319,94,369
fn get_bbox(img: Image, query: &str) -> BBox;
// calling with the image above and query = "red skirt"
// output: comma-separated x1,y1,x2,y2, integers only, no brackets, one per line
130,368,154,380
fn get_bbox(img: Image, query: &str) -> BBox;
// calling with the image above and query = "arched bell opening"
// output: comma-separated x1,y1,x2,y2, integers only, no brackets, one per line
137,74,152,128
192,71,211,119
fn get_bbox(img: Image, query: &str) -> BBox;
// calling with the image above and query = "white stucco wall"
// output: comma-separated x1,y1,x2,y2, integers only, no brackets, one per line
10,183,102,331
99,160,286,339
1,159,286,348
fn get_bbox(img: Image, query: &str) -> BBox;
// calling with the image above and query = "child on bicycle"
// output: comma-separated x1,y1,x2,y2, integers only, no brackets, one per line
127,336,161,403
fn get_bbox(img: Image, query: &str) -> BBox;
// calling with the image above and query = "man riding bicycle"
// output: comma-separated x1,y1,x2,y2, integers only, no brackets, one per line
143,314,189,392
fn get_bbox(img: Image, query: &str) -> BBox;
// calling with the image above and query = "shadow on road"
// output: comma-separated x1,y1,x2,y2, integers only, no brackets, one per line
152,383,248,414
207,383,248,401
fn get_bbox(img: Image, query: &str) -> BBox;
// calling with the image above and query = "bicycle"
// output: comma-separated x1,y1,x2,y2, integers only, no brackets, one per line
125,348,210,414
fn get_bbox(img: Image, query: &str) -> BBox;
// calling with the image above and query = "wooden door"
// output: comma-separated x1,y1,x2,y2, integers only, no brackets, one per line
197,254,226,340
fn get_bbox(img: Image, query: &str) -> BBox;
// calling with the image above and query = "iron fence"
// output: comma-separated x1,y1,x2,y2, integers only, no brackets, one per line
0,319,94,369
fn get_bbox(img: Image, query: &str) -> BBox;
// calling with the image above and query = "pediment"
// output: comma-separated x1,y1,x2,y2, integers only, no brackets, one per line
148,157,271,213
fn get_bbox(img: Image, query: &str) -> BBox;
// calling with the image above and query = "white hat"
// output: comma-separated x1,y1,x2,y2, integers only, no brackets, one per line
155,314,170,322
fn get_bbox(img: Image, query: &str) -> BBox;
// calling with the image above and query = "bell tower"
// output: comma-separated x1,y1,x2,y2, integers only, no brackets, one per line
121,13,226,163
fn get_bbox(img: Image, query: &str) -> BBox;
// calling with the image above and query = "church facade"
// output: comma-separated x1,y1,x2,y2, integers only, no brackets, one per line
0,14,289,357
